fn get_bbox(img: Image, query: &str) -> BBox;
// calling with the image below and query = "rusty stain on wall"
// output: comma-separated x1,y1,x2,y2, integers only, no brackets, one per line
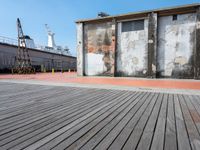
157,13,196,78
84,22,115,76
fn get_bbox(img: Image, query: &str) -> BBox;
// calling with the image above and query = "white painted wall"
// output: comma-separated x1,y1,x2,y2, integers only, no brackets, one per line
117,19,149,76
157,13,196,77
85,53,106,75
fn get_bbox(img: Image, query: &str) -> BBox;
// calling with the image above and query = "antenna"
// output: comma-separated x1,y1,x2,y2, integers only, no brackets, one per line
98,12,110,17
45,24,52,34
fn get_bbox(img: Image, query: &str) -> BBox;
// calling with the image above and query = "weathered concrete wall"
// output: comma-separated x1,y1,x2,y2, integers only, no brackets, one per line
157,13,196,78
84,22,115,76
77,7,200,79
195,7,200,79
77,23,84,76
0,43,76,72
116,19,149,77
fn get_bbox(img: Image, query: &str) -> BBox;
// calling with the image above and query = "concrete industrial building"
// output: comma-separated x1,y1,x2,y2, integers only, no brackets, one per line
76,4,200,79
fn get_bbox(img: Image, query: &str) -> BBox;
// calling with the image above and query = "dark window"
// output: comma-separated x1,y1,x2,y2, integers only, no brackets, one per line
172,14,177,21
122,20,144,32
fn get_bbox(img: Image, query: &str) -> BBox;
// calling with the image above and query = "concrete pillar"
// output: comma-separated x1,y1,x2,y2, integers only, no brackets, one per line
112,19,117,77
195,7,200,79
147,12,157,78
76,23,84,76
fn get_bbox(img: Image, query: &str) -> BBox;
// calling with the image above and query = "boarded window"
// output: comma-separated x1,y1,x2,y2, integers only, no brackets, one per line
122,20,144,32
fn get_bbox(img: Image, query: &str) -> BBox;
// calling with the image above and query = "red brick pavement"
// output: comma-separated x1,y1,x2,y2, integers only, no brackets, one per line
1,72,200,90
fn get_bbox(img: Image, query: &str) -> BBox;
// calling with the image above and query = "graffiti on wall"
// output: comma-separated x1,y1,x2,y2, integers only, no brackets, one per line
84,22,115,76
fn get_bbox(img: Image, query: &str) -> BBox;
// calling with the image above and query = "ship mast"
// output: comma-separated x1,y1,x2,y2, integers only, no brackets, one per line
45,24,56,48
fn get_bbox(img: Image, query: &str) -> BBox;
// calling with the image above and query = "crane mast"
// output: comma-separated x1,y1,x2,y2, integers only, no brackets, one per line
13,18,35,74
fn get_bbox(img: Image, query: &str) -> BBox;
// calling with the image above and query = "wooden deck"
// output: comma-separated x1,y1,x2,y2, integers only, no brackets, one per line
0,82,200,150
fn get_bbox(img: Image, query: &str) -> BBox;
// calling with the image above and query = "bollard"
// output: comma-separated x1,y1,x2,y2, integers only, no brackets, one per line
52,68,54,74
41,65,44,72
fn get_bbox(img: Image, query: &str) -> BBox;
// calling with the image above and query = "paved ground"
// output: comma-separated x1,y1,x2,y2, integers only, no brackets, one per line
1,81,200,150
1,72,200,90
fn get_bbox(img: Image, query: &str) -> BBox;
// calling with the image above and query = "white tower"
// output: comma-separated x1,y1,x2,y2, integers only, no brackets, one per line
45,24,56,48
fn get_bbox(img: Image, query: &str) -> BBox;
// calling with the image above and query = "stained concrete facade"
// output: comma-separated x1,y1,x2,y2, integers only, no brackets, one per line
116,19,149,77
83,22,115,76
0,43,76,72
157,13,196,78
77,4,200,79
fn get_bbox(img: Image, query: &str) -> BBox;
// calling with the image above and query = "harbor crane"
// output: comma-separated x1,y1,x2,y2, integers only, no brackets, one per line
13,18,35,74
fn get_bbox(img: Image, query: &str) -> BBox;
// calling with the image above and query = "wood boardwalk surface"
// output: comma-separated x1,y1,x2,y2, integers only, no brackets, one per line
0,82,200,150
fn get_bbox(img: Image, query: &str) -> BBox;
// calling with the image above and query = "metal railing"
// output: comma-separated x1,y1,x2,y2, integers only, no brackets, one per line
0,36,18,46
0,36,72,56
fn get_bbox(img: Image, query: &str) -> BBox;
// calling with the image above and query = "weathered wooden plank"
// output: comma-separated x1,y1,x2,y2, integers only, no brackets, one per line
0,82,198,150
150,94,168,150
0,89,117,141
6,91,129,150
40,92,144,150
0,88,75,119
164,94,177,150
65,92,145,150
0,87,98,118
89,93,153,150
0,87,92,113
0,85,54,101
122,93,160,150
79,92,152,150
0,88,112,132
174,94,191,150
180,95,200,150
0,86,84,107
108,93,157,150
0,90,122,146
189,95,200,116
187,95,200,134
130,94,163,149
0,87,105,130
2,89,122,148
0,83,46,95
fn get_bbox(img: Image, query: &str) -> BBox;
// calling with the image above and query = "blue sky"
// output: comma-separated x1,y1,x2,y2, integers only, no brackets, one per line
0,0,199,56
